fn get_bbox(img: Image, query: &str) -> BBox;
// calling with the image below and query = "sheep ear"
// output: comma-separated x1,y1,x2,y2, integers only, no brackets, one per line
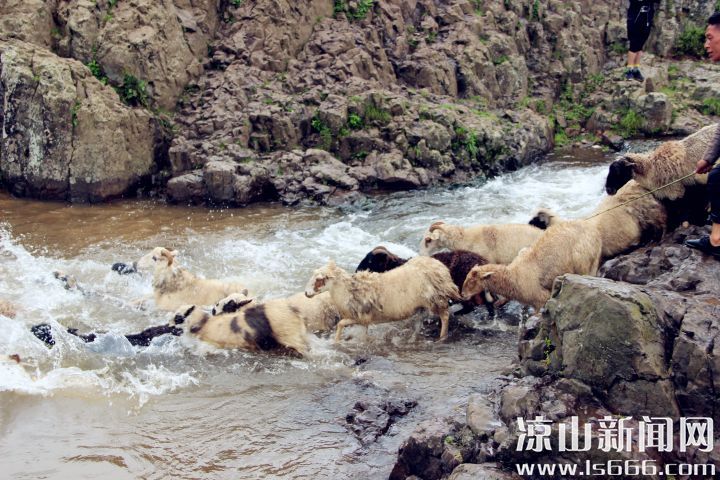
631,161,644,175
184,305,196,317
481,271,494,279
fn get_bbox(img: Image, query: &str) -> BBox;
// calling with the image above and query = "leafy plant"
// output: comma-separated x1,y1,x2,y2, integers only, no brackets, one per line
116,73,149,107
71,101,81,128
334,0,375,21
363,102,391,125
531,0,540,21
230,0,243,6
471,0,484,14
675,24,706,58
348,112,363,129
426,31,437,43
698,98,720,116
311,115,333,150
493,55,509,65
609,41,628,55
616,109,644,137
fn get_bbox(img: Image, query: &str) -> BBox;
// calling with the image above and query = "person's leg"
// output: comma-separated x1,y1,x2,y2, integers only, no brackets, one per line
708,166,720,246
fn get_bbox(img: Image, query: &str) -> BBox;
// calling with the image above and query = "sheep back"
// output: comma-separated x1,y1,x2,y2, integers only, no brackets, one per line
463,224,544,264
430,250,488,293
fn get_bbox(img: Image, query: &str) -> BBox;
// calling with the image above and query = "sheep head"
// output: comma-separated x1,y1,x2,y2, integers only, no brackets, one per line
137,247,178,270
462,266,498,300
419,221,451,255
605,154,645,195
171,304,209,334
355,246,406,273
528,208,557,230
212,291,253,316
305,261,340,298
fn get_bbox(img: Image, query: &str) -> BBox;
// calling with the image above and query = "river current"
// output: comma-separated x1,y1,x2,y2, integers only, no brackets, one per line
0,148,613,479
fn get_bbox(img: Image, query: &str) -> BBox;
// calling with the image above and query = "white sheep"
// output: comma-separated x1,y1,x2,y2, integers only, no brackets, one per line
304,256,460,342
171,295,309,355
136,247,249,311
529,180,667,258
419,221,544,264
462,221,602,311
605,124,717,200
212,291,340,334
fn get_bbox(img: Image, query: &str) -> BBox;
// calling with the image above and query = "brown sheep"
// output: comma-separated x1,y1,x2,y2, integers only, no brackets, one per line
462,221,602,311
419,221,543,264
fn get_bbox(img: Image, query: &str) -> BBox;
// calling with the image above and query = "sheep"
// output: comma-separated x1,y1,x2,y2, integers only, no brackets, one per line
605,124,718,200
304,256,461,342
355,246,494,313
212,291,340,334
0,300,17,318
462,221,602,311
528,180,667,258
136,247,250,311
171,296,309,355
419,221,544,265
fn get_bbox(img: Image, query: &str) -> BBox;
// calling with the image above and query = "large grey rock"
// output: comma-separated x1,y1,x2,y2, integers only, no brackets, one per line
448,463,514,480
0,39,159,202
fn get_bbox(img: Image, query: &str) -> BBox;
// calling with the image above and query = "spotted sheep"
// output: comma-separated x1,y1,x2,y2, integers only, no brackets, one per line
419,221,544,265
462,220,602,311
136,247,250,311
172,293,309,356
212,291,340,335
529,180,667,259
304,256,460,342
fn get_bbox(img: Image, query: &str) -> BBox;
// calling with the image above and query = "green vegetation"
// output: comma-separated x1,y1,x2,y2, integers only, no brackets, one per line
117,73,149,107
426,31,437,43
86,58,109,85
616,109,644,137
675,24,706,58
550,82,594,147
333,0,375,21
363,102,391,125
699,98,720,116
609,41,628,55
531,0,540,21
311,115,333,150
347,112,363,129
230,0,243,6
543,337,553,367
453,126,480,159
493,55,509,65
471,0,484,14
71,101,81,128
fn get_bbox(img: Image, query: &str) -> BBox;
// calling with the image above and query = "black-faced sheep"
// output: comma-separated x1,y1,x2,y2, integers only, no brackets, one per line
171,300,309,355
355,246,493,314
605,124,718,199
304,256,460,342
462,221,602,311
419,221,544,264
529,180,667,258
212,291,340,334
136,247,250,311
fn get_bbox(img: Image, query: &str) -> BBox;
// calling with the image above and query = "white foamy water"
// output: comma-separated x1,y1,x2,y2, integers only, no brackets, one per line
0,151,617,478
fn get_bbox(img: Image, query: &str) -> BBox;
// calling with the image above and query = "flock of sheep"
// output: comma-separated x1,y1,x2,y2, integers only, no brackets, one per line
5,124,718,358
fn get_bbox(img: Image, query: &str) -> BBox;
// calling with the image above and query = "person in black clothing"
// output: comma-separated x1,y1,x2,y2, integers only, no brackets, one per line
625,0,659,81
685,12,720,258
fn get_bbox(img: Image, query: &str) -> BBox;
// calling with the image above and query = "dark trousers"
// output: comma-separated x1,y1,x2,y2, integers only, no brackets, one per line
627,3,654,52
710,166,720,224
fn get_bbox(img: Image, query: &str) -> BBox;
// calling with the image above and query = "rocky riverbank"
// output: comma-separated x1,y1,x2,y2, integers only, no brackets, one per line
388,221,720,479
1,0,719,204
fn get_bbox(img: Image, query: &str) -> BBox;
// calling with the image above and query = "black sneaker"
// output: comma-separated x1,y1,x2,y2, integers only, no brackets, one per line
684,236,720,258
632,68,644,81
623,69,634,80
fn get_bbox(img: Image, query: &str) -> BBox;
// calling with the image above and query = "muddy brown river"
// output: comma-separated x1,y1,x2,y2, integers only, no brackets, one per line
0,150,614,479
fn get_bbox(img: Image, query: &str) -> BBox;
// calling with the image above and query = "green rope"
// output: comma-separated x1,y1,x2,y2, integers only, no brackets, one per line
584,170,701,221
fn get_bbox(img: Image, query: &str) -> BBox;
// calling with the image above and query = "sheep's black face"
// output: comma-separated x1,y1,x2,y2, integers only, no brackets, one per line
605,159,634,195
528,213,550,230
355,249,404,273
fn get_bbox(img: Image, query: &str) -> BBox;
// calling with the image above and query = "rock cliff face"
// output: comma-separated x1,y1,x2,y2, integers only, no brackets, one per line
0,0,718,203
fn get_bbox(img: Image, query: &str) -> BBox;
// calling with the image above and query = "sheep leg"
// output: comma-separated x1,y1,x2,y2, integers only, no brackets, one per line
334,318,356,342
438,308,450,341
